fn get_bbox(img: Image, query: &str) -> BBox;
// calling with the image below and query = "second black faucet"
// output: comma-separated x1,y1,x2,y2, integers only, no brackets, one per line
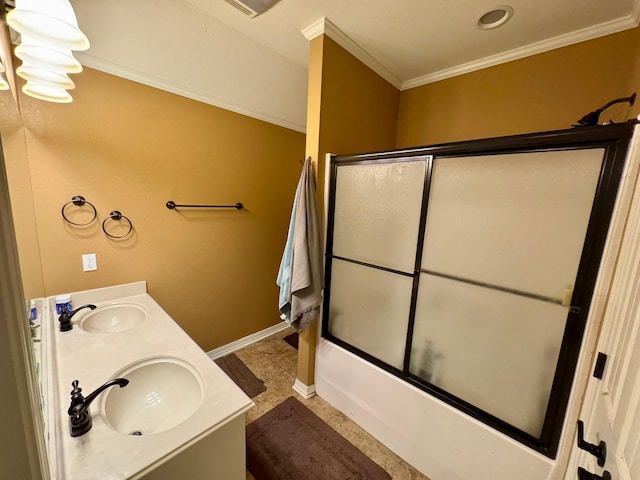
58,304,97,332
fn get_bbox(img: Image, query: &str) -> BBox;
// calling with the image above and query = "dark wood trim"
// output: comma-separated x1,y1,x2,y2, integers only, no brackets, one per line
331,122,638,162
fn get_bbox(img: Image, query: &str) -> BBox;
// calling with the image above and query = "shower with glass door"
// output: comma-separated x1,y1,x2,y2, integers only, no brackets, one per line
321,123,636,457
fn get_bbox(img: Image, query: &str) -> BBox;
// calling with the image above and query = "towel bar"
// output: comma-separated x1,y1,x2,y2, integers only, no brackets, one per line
166,201,244,210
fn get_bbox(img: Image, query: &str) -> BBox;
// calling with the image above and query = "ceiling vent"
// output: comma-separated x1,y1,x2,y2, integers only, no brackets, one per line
222,0,278,18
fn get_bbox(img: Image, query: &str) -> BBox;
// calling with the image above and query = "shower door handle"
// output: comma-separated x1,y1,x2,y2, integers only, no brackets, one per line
577,420,607,467
577,467,611,480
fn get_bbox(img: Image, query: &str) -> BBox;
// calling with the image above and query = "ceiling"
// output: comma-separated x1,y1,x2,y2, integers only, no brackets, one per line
70,0,640,133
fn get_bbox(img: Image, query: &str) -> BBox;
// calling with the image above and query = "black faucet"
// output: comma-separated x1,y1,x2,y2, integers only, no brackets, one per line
68,378,129,437
58,304,97,332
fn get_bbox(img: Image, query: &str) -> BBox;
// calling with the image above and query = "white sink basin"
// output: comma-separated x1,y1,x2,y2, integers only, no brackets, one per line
103,357,203,436
79,304,147,334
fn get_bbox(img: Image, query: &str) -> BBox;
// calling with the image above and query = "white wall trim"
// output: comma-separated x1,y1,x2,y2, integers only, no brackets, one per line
207,321,291,360
301,18,326,42
292,379,316,399
75,53,307,134
301,9,640,93
401,9,640,90
301,17,403,90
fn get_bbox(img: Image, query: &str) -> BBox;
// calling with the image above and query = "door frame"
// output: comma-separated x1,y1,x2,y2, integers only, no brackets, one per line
0,136,49,478
564,124,640,478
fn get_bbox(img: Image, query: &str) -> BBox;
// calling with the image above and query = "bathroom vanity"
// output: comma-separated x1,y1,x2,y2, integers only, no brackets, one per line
39,281,253,479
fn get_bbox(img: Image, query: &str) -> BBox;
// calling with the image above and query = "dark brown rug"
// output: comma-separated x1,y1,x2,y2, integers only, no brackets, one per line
214,353,266,398
283,332,298,350
247,396,391,480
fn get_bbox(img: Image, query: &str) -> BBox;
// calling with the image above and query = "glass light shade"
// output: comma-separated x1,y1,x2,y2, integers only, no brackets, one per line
15,42,82,74
17,66,75,89
22,82,72,103
7,0,90,51
0,73,9,91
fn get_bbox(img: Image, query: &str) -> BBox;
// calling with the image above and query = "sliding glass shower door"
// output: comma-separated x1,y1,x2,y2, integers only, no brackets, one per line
327,158,427,369
410,149,603,438
322,124,635,457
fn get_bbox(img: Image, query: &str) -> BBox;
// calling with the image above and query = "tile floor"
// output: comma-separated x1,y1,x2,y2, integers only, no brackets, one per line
235,327,429,480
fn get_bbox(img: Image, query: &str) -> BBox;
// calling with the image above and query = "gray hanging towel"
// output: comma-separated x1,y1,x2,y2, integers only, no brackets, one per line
276,157,322,331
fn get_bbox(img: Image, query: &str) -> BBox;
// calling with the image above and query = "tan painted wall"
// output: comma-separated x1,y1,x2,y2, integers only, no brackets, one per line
7,67,305,352
309,36,400,190
627,27,640,117
306,35,400,222
4,24,638,376
397,27,640,147
299,35,400,385
299,27,640,384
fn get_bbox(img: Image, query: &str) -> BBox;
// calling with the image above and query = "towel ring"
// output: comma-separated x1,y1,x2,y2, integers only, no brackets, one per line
61,195,97,226
102,211,133,239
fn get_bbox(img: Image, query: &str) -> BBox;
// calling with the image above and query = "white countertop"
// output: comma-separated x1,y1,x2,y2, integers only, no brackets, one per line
42,281,253,479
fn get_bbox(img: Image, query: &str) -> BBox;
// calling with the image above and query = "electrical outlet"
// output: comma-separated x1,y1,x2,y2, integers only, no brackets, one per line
82,253,97,272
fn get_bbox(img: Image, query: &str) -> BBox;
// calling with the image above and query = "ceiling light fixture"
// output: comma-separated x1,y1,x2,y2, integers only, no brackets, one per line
17,65,75,90
22,82,73,103
15,40,83,73
6,0,89,50
0,72,9,91
477,6,514,30
6,0,89,103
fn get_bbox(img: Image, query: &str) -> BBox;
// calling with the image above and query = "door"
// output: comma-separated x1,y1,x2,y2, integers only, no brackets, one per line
566,134,640,480
409,149,604,444
323,124,637,458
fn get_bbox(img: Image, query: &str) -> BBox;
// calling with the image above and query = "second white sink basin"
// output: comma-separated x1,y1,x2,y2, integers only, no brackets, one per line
79,304,147,334
103,357,204,436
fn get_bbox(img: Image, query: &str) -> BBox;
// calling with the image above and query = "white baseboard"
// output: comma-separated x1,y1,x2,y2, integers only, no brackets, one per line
293,379,316,399
207,321,291,360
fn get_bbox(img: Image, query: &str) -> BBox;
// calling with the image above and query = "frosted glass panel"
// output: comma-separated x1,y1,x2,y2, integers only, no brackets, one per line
327,259,413,369
410,274,568,436
422,149,604,299
333,159,427,273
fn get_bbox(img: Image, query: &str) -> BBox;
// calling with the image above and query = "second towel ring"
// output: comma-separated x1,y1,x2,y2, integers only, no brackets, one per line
61,195,97,226
102,211,133,239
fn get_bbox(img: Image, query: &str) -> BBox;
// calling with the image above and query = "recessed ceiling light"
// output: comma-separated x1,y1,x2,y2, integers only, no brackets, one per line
477,6,514,30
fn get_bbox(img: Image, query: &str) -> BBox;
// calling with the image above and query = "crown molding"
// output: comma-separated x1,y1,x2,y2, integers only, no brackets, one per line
302,17,402,90
75,52,307,133
301,17,326,41
402,6,640,91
